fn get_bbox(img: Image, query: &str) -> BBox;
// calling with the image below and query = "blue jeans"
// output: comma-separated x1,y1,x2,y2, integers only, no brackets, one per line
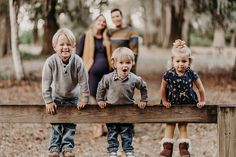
106,123,134,153
49,97,78,153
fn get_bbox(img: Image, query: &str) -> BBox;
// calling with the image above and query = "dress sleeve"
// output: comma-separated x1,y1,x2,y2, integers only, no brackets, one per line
192,70,199,81
76,33,86,57
163,71,170,81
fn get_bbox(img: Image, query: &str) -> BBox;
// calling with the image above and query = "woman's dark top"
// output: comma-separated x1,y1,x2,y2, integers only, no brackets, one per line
76,33,110,97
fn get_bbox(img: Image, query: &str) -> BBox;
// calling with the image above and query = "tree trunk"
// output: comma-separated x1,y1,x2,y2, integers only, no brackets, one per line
32,20,39,44
0,0,10,57
169,0,184,47
231,26,236,79
182,14,190,46
0,14,8,57
162,1,171,48
230,25,236,47
157,0,165,47
41,0,59,55
163,0,185,48
9,0,25,80
141,0,153,48
212,24,225,53
182,0,193,46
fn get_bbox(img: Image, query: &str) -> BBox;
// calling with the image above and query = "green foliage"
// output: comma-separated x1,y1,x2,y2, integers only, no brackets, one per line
19,31,32,44
21,52,41,60
190,33,212,46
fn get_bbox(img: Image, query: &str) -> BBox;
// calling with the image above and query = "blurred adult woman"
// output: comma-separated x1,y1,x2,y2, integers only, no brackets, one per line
77,14,111,101
76,14,111,137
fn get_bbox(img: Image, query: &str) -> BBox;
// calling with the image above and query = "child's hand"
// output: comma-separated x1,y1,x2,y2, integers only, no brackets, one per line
138,101,147,109
197,101,205,108
163,101,171,108
98,101,106,109
77,101,87,110
46,102,57,115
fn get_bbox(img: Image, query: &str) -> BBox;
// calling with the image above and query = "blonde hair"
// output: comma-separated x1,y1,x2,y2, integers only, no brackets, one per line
111,47,135,69
168,39,192,69
52,28,76,47
91,14,109,46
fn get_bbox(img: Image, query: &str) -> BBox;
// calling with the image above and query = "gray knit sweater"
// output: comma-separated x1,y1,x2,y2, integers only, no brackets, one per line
42,53,89,104
96,71,148,105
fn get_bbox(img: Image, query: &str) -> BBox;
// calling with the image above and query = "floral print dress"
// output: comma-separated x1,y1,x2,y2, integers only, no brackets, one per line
163,68,199,105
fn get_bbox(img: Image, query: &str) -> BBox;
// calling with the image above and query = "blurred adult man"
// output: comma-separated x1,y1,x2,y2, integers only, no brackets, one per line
109,8,139,73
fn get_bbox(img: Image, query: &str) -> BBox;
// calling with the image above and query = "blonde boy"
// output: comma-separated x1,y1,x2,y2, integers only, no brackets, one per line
42,28,89,157
96,47,148,157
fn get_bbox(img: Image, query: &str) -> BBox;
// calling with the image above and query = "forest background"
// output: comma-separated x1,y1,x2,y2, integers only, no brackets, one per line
0,0,236,157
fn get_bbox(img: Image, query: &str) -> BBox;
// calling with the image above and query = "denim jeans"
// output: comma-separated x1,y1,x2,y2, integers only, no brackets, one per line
106,123,134,153
48,97,78,153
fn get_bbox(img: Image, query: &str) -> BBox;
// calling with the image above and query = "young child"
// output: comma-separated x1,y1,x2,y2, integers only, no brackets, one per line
159,39,206,157
42,28,89,157
96,47,148,157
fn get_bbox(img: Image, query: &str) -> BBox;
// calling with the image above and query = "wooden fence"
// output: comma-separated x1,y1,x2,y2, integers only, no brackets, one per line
0,104,235,157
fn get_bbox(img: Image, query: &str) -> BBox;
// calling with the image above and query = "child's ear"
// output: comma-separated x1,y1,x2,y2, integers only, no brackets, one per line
189,58,192,66
113,62,117,69
171,56,174,64
52,45,57,52
71,46,76,52
111,58,116,69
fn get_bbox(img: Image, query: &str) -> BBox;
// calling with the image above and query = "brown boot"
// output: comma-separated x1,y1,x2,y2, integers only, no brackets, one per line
178,139,191,157
160,138,174,157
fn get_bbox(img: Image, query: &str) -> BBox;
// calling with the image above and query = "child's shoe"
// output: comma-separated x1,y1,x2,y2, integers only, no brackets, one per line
126,151,136,157
159,138,174,157
48,150,60,157
178,138,191,157
108,152,117,157
63,149,75,157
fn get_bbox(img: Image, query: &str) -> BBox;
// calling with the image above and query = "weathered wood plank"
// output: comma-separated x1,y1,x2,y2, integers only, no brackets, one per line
0,104,217,123
218,106,236,157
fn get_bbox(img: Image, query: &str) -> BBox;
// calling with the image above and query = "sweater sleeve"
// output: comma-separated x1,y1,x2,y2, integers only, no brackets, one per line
77,58,90,103
96,75,108,102
76,33,86,57
135,76,148,102
41,59,53,104
129,28,139,55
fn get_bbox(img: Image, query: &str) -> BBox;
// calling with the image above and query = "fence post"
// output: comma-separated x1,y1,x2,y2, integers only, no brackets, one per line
218,105,236,157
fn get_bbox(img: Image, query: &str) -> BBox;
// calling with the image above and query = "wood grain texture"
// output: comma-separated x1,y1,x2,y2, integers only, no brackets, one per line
218,106,236,157
0,104,217,123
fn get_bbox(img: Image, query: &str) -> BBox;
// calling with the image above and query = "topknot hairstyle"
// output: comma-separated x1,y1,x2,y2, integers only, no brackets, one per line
171,39,191,56
173,39,185,49
167,39,193,69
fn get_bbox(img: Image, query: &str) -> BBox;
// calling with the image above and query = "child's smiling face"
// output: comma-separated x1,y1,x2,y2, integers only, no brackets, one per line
172,55,190,75
53,34,74,61
115,56,133,79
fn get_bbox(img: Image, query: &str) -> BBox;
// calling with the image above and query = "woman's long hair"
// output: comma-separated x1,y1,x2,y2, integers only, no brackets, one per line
90,14,109,46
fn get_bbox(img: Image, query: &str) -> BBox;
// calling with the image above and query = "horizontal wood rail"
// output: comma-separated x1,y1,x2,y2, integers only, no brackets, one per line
0,104,217,123
0,104,236,156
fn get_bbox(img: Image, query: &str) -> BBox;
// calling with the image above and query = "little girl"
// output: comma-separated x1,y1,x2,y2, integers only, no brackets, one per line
159,39,206,157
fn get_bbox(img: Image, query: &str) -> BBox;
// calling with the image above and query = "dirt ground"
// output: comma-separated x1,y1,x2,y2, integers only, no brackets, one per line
1,46,236,157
